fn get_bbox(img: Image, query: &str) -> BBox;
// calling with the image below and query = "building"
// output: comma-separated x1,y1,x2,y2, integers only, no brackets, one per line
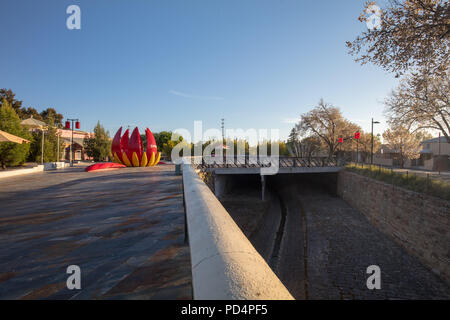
420,136,450,171
58,128,94,161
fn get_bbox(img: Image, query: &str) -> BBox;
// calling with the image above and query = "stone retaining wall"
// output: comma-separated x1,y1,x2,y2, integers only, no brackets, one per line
337,170,450,284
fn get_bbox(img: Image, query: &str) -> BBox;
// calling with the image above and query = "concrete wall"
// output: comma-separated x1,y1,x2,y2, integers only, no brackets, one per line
0,165,44,179
337,171,450,284
183,163,293,300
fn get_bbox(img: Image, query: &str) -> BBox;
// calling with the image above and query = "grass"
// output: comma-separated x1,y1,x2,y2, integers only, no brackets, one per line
344,163,450,201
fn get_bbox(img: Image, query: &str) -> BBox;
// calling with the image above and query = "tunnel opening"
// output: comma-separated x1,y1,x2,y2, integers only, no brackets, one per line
266,173,338,196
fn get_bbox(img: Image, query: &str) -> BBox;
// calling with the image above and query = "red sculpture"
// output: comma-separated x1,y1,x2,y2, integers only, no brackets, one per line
85,162,126,172
111,127,161,167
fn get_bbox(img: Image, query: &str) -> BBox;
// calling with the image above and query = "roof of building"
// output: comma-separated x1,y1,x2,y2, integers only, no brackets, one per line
21,116,47,128
422,136,448,144
62,137,85,146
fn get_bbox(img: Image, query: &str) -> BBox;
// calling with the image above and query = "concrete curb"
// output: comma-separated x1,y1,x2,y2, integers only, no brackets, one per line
0,165,44,179
182,163,294,300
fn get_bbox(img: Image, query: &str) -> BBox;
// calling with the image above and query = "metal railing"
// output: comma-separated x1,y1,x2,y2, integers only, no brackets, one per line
189,156,341,169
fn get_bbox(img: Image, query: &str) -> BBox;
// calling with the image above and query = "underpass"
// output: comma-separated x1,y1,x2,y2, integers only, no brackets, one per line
217,172,450,299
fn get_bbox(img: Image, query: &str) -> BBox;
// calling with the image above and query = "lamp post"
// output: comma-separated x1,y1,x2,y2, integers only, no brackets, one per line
66,119,80,167
371,118,380,164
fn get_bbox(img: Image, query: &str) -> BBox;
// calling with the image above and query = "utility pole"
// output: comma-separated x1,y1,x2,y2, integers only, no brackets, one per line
221,118,225,142
438,132,441,175
57,129,60,163
41,129,45,165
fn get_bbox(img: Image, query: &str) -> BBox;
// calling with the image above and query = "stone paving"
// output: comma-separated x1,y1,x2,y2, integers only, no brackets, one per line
296,183,450,300
0,165,192,300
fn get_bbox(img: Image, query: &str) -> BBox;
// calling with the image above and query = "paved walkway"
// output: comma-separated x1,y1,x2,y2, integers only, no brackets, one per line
0,165,191,300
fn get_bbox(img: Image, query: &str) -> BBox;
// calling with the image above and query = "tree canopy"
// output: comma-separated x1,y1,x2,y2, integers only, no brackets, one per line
384,71,450,142
0,99,31,168
296,99,360,158
347,0,449,76
84,121,111,162
383,125,422,167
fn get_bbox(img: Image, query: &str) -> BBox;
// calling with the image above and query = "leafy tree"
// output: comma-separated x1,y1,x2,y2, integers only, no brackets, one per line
162,133,185,160
354,132,382,163
0,99,30,168
84,121,111,161
27,115,64,163
41,108,63,127
21,107,44,121
383,125,422,168
287,128,302,157
297,99,360,158
154,131,173,151
300,136,322,159
287,127,323,158
347,0,449,77
0,89,23,116
384,71,450,142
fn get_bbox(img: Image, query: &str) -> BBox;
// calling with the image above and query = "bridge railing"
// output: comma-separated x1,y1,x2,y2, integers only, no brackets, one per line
187,156,341,169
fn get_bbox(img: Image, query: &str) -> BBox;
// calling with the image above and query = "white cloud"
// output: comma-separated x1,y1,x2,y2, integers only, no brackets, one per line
282,117,299,124
169,90,224,101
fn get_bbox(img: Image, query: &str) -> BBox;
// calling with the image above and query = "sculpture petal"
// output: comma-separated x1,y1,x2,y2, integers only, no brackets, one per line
112,127,123,162
145,128,158,161
113,152,123,165
147,152,155,167
122,152,132,167
152,152,161,166
129,127,143,163
120,129,130,164
131,152,140,167
140,152,148,167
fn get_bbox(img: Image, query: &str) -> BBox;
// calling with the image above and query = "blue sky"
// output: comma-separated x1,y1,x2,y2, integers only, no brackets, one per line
0,0,396,141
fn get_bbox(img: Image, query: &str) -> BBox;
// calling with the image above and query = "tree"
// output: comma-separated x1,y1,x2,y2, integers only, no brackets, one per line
287,128,302,157
154,131,173,151
300,136,322,159
0,89,24,117
286,128,322,158
41,108,63,127
84,121,111,161
297,99,360,158
383,126,422,168
27,115,64,163
385,71,450,142
0,99,30,168
355,132,382,163
347,0,449,76
21,107,44,121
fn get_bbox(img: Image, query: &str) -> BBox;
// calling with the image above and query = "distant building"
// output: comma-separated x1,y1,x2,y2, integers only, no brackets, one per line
420,136,450,171
373,136,450,171
58,128,94,161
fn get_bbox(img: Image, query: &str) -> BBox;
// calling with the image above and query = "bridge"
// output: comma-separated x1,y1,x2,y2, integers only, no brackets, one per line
187,156,344,200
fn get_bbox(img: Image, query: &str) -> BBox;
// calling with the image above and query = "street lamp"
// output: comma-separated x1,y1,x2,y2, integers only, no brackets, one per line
66,118,80,167
371,118,380,164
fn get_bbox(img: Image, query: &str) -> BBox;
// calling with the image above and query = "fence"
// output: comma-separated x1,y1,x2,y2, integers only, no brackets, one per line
345,163,450,200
